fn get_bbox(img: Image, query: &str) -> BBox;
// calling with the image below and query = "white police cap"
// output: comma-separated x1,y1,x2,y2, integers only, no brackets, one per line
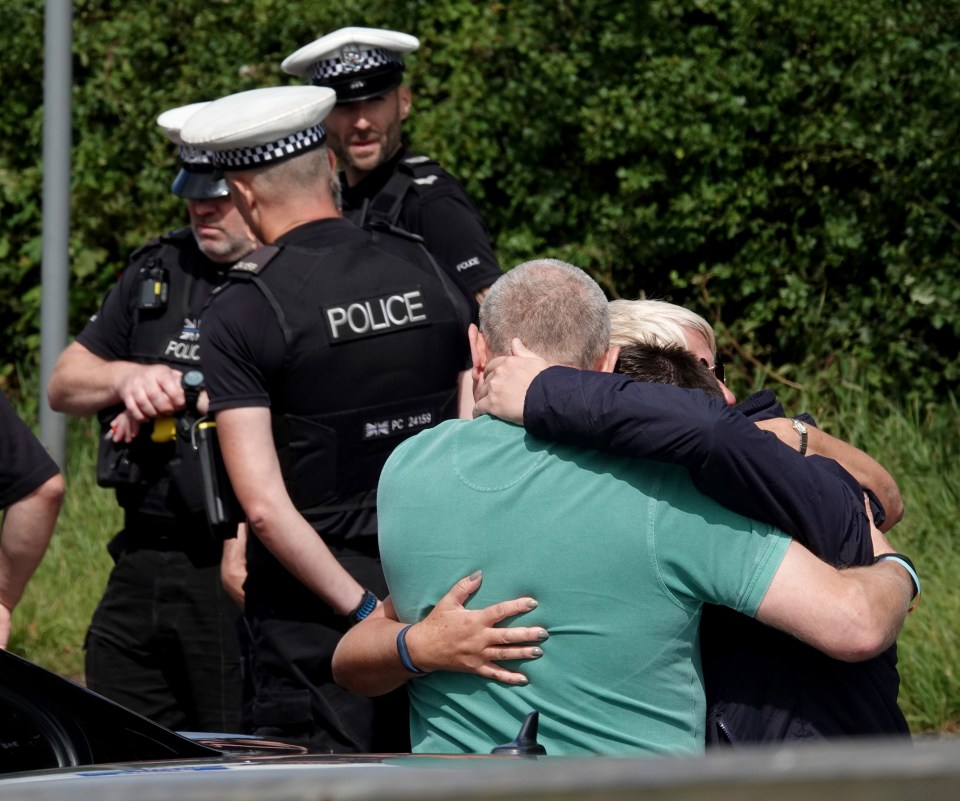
179,86,337,171
282,27,419,103
156,102,228,200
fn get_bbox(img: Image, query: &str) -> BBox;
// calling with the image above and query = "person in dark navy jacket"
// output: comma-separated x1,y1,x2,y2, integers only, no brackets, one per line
472,299,913,744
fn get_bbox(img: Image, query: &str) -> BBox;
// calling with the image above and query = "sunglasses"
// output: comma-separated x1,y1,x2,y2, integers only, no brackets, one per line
713,351,725,384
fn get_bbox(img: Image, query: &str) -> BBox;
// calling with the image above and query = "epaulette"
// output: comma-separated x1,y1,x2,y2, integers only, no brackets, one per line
228,245,281,277
359,153,444,230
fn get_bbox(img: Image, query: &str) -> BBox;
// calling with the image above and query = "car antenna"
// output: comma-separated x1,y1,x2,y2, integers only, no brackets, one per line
490,710,547,757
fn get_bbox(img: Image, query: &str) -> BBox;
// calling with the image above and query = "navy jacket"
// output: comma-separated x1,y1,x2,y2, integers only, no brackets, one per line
524,367,908,743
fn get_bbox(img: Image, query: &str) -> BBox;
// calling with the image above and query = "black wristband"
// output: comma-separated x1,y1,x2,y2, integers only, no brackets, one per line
348,588,378,626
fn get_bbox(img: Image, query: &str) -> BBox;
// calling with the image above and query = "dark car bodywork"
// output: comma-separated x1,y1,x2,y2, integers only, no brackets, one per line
1,648,959,801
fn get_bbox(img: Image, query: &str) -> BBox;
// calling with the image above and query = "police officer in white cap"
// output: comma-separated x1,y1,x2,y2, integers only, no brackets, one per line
283,27,502,306
180,85,473,752
47,102,257,732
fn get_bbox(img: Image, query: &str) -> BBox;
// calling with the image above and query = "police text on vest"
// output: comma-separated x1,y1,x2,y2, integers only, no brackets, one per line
325,290,429,343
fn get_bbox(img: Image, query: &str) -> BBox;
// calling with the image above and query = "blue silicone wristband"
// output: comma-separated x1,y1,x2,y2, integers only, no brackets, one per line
396,624,427,675
875,553,921,600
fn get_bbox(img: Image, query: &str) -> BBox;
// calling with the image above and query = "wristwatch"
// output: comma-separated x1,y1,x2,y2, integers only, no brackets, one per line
348,588,378,626
790,417,808,456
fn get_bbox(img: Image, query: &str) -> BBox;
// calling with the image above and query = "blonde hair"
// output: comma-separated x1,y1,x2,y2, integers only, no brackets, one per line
608,299,716,352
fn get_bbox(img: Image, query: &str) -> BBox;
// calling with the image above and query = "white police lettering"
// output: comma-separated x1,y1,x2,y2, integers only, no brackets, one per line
413,175,439,186
363,410,434,440
164,341,201,361
326,290,428,342
163,317,202,361
455,256,480,273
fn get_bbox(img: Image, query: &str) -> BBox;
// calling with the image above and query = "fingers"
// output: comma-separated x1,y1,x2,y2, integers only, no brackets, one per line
484,596,539,624
438,571,484,609
120,365,186,420
478,644,545,685
111,412,141,443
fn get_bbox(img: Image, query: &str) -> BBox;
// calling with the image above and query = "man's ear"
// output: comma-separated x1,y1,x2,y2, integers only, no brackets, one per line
467,324,489,381
596,345,620,374
228,176,256,218
398,85,412,122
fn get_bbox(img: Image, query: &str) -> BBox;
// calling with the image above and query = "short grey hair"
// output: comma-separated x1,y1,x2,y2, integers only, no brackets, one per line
479,258,610,369
239,144,341,209
608,299,717,352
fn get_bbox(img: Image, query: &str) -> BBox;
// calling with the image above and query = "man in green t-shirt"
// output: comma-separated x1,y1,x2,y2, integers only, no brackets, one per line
334,258,915,756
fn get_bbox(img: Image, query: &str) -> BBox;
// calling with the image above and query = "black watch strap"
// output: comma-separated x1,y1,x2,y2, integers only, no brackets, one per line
348,588,378,626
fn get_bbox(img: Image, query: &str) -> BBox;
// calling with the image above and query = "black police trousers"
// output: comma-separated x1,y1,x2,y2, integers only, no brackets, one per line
85,517,242,732
243,545,410,753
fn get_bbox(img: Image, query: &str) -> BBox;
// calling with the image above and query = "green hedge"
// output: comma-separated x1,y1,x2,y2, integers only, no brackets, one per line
3,0,958,404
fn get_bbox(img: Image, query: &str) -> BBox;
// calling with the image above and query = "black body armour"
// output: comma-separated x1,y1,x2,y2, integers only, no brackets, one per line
98,228,228,519
352,153,441,232
228,229,471,537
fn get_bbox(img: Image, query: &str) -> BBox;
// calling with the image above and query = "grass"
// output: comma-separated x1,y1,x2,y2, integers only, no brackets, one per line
750,365,960,736
6,368,960,734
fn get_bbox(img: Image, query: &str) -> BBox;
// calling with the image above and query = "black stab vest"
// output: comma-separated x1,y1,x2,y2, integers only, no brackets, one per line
106,229,227,517
228,228,471,526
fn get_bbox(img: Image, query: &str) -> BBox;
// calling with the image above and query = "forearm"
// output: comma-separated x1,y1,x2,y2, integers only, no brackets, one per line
806,427,903,530
757,541,913,662
217,407,365,615
246,503,365,614
526,368,867,559
525,367,725,466
47,342,140,416
220,525,247,609
0,474,65,614
807,562,911,660
333,611,411,697
333,574,545,696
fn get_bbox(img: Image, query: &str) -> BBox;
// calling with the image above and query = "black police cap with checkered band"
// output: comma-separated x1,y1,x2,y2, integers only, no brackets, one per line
282,27,419,104
157,102,229,199
179,86,337,172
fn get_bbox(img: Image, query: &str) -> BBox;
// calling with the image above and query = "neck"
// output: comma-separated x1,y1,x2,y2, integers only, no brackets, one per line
259,202,341,243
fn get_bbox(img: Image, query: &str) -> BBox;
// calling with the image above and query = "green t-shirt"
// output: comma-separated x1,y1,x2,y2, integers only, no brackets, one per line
378,415,790,756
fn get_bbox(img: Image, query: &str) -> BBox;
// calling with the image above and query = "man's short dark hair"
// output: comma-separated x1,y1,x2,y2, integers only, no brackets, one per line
615,343,724,399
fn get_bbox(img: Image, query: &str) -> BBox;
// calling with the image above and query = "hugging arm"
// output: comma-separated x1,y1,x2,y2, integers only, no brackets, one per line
333,572,547,696
523,368,875,563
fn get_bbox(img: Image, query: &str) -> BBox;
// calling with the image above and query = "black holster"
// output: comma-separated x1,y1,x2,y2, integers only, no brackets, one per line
169,413,244,538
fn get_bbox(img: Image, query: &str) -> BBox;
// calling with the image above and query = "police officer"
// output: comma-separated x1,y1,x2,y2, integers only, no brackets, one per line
282,26,502,305
0,391,64,649
47,103,257,732
180,85,473,752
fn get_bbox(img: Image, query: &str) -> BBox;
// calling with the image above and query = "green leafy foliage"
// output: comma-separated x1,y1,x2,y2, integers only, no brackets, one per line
3,0,957,403
2,0,959,734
